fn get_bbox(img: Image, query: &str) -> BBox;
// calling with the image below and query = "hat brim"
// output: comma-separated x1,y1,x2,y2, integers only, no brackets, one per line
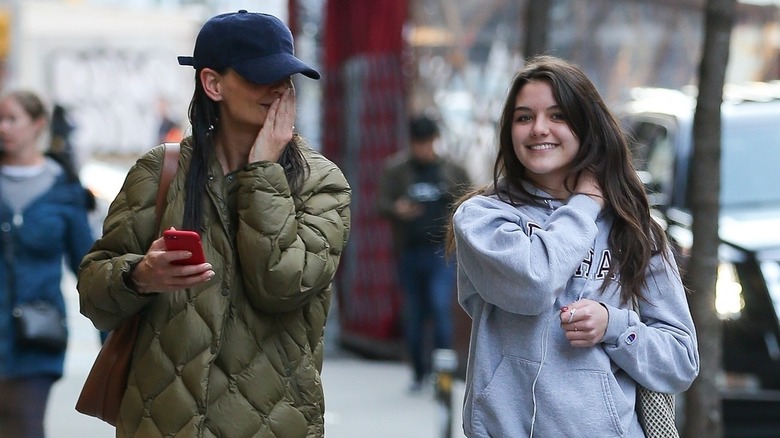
232,53,320,84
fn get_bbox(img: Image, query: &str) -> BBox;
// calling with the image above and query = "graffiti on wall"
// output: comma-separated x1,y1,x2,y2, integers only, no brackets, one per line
47,47,192,157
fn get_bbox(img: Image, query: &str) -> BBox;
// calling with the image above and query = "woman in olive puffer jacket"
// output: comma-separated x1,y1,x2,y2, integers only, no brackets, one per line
77,11,350,438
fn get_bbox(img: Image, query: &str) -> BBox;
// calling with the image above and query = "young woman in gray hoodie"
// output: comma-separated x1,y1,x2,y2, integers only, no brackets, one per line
448,56,699,437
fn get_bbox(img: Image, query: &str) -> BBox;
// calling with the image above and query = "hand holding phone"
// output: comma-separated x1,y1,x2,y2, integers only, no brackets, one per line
163,229,207,265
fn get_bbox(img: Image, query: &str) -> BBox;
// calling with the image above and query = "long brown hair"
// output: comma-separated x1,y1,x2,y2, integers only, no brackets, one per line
447,55,667,304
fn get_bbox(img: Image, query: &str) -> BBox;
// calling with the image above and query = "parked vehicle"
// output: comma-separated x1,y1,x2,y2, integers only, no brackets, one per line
621,83,780,437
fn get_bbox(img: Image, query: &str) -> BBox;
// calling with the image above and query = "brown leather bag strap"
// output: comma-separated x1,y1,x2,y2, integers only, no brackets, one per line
154,142,181,231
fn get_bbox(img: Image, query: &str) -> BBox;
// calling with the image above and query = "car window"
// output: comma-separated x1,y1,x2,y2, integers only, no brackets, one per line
627,121,674,198
722,123,780,208
760,261,780,337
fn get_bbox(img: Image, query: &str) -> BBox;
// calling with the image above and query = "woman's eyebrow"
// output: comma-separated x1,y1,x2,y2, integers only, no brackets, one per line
513,104,560,112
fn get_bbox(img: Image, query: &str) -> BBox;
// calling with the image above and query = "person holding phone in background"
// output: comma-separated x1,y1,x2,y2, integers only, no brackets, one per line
377,114,472,392
0,90,94,437
447,56,698,437
77,10,351,437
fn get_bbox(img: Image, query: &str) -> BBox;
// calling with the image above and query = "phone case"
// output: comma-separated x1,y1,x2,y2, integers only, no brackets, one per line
163,230,207,265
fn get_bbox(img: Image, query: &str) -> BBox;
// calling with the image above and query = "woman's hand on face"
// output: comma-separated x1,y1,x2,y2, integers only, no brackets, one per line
574,170,605,208
560,299,609,347
130,236,214,294
249,83,296,163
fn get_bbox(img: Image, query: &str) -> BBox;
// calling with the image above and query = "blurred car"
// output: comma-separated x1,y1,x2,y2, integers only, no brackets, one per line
621,83,780,438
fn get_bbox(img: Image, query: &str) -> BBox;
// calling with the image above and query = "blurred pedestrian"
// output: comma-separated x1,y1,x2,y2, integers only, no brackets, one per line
155,97,183,144
378,114,471,392
47,104,95,211
447,55,699,437
49,103,103,346
0,90,94,437
49,104,78,173
77,10,351,437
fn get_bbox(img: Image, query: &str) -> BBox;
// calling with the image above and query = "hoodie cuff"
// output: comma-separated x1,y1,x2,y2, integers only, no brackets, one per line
600,302,635,346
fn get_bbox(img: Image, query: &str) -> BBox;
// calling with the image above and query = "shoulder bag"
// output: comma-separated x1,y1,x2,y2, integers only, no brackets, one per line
1,184,68,353
75,142,180,425
633,299,680,438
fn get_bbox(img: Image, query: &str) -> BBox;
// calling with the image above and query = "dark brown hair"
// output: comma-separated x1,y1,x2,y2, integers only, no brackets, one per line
447,55,668,304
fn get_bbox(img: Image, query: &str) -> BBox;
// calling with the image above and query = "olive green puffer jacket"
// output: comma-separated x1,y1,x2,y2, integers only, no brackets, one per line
77,140,351,437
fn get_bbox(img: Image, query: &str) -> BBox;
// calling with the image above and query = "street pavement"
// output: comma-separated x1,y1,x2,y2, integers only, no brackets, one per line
46,271,467,438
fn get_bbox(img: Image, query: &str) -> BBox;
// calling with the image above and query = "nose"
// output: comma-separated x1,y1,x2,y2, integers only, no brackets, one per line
270,77,292,94
531,116,549,137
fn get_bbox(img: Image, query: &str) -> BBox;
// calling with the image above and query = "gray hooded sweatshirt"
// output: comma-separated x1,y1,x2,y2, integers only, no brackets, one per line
453,186,699,438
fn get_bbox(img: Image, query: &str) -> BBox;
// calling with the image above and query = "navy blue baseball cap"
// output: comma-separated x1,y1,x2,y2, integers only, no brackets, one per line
178,10,320,84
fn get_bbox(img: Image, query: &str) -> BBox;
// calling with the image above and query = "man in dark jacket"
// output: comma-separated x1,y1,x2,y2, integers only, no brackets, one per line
377,114,471,391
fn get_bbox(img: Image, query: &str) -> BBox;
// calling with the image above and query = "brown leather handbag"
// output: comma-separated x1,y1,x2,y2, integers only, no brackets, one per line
75,143,180,425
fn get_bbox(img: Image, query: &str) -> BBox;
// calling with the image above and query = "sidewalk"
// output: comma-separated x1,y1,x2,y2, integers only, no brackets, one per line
46,273,466,438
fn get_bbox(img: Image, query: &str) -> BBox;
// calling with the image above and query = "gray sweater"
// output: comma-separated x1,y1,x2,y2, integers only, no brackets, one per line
453,188,699,438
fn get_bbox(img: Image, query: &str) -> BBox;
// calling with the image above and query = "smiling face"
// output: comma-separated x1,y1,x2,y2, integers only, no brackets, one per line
511,80,580,195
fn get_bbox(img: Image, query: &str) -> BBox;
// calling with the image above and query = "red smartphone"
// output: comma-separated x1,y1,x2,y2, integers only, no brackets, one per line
163,229,207,265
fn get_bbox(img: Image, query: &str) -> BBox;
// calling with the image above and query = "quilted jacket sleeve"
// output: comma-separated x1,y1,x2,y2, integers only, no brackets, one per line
236,149,351,313
77,147,164,331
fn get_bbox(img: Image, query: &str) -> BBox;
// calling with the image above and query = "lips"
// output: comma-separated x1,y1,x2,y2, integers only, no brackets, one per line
527,143,557,150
